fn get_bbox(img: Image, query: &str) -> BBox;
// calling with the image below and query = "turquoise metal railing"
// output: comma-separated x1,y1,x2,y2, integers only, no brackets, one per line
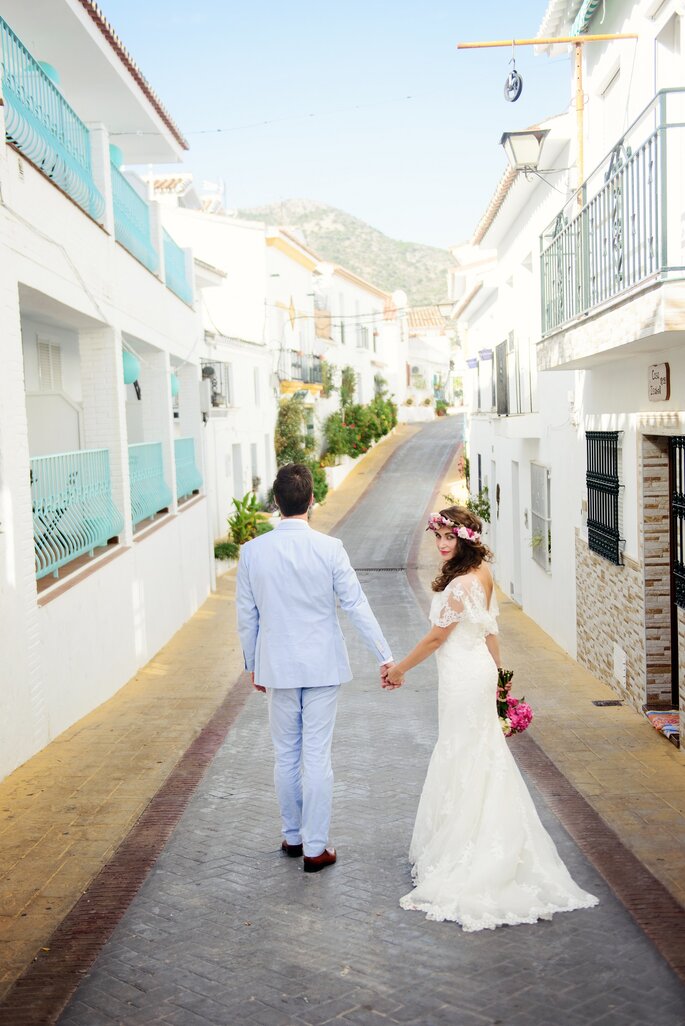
174,437,202,499
0,17,104,220
163,229,193,304
540,89,685,336
111,162,159,274
129,442,172,527
31,449,124,580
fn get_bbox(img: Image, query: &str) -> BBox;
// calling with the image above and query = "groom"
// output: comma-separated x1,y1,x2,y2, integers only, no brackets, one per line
236,463,397,872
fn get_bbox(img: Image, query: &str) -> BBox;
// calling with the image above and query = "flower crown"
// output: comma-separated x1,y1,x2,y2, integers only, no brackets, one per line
427,513,481,542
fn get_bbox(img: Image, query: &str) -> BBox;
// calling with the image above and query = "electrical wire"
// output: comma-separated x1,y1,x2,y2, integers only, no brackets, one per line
110,95,414,138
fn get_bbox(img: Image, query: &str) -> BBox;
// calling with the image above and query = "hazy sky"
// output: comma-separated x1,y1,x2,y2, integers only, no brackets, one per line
106,1,572,249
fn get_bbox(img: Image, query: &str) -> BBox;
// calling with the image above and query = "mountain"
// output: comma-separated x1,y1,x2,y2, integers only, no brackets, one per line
234,199,452,306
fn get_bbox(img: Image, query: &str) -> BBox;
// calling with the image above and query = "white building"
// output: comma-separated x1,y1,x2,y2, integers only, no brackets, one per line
459,0,685,745
405,306,456,410
148,181,278,539
150,191,409,524
0,1,211,781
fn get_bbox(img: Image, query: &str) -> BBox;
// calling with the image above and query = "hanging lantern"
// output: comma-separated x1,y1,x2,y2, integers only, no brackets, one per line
122,350,140,384
170,373,180,397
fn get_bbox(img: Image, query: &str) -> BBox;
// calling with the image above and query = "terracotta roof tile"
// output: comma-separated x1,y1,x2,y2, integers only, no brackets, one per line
407,306,446,330
77,0,188,150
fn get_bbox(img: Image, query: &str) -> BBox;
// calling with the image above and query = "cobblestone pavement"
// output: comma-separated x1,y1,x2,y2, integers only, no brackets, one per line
57,419,685,1026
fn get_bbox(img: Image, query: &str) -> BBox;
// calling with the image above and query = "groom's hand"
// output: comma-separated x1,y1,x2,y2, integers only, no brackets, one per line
251,672,266,694
381,661,404,690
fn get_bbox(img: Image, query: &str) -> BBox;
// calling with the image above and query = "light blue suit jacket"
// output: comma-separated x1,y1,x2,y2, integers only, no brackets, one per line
236,519,392,688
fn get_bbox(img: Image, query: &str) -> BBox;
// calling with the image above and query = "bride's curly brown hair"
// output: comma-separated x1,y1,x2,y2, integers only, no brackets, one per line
431,505,493,592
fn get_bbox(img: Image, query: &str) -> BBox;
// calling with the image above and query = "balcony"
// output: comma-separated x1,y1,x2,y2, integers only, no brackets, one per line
129,442,172,527
163,229,193,305
292,353,323,384
31,449,123,580
174,437,202,500
111,162,159,275
539,90,685,367
0,16,104,220
279,351,324,395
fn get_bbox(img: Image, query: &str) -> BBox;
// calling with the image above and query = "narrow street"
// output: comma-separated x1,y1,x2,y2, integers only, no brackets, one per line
48,419,684,1026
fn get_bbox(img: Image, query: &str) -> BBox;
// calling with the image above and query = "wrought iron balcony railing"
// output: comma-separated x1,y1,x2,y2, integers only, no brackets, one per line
290,352,323,384
111,162,159,275
129,442,172,527
174,437,202,500
0,17,104,220
31,448,124,579
540,89,685,336
163,229,193,305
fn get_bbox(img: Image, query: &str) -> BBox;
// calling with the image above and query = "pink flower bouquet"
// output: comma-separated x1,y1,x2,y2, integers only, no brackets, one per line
496,668,533,737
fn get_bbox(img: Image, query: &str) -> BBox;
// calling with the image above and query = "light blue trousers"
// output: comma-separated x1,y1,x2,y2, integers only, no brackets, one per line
266,685,340,858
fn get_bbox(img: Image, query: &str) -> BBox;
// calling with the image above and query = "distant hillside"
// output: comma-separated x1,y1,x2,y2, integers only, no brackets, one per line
234,199,452,306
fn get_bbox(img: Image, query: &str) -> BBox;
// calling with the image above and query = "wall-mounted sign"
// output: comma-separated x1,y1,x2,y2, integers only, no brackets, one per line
478,348,493,361
648,362,670,402
466,357,479,369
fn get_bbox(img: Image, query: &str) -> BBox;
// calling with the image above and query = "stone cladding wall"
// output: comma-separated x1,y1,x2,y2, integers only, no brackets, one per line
575,535,646,710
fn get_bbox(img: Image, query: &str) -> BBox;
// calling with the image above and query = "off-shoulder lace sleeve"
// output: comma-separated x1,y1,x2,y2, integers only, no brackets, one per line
430,581,467,628
487,587,499,634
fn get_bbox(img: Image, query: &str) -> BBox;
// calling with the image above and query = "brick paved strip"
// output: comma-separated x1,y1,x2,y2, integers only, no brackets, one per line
511,732,685,984
0,675,251,1026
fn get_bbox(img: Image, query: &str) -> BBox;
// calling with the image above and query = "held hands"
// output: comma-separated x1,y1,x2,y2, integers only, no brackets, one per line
251,672,266,694
380,661,404,690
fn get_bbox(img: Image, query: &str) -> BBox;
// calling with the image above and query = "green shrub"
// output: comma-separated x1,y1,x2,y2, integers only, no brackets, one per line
214,539,239,561
435,399,448,416
466,485,491,524
339,365,356,409
256,520,274,536
228,492,262,544
274,396,313,465
309,460,329,504
320,359,335,399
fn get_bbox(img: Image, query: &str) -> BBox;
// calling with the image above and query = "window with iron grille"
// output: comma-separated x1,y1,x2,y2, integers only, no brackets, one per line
586,431,622,564
530,463,551,571
670,436,685,608
201,359,233,408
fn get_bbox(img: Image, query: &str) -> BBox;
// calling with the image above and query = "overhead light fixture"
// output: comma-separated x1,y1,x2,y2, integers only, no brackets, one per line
500,129,550,173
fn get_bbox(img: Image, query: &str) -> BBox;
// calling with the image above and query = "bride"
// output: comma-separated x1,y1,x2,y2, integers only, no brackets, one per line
382,505,598,931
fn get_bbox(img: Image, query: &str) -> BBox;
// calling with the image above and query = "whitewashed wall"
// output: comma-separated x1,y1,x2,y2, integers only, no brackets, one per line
0,121,210,781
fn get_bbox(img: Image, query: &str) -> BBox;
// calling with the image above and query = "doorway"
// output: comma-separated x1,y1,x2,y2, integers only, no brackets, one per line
641,435,677,707
668,437,684,707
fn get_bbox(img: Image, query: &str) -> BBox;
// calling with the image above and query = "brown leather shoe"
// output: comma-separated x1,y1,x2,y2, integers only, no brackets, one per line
281,840,303,858
303,846,337,873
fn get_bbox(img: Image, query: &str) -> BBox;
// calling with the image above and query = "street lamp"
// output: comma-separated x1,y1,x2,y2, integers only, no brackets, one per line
436,300,455,320
500,129,549,173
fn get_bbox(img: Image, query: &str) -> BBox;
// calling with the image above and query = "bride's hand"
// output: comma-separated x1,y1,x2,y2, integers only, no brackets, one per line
383,663,405,688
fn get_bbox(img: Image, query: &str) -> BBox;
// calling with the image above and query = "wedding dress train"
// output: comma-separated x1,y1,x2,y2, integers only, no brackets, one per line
400,574,599,931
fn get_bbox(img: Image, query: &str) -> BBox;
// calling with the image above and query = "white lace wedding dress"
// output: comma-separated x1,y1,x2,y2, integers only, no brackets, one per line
400,572,599,931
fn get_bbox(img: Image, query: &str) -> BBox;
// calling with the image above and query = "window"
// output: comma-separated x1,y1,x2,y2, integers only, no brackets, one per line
586,431,622,564
356,324,370,349
254,367,260,405
37,340,62,391
495,340,508,416
531,463,552,571
232,443,243,497
201,360,233,407
251,443,259,490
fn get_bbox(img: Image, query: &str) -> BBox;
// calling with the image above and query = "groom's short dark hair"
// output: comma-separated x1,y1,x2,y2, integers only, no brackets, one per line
273,463,313,517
